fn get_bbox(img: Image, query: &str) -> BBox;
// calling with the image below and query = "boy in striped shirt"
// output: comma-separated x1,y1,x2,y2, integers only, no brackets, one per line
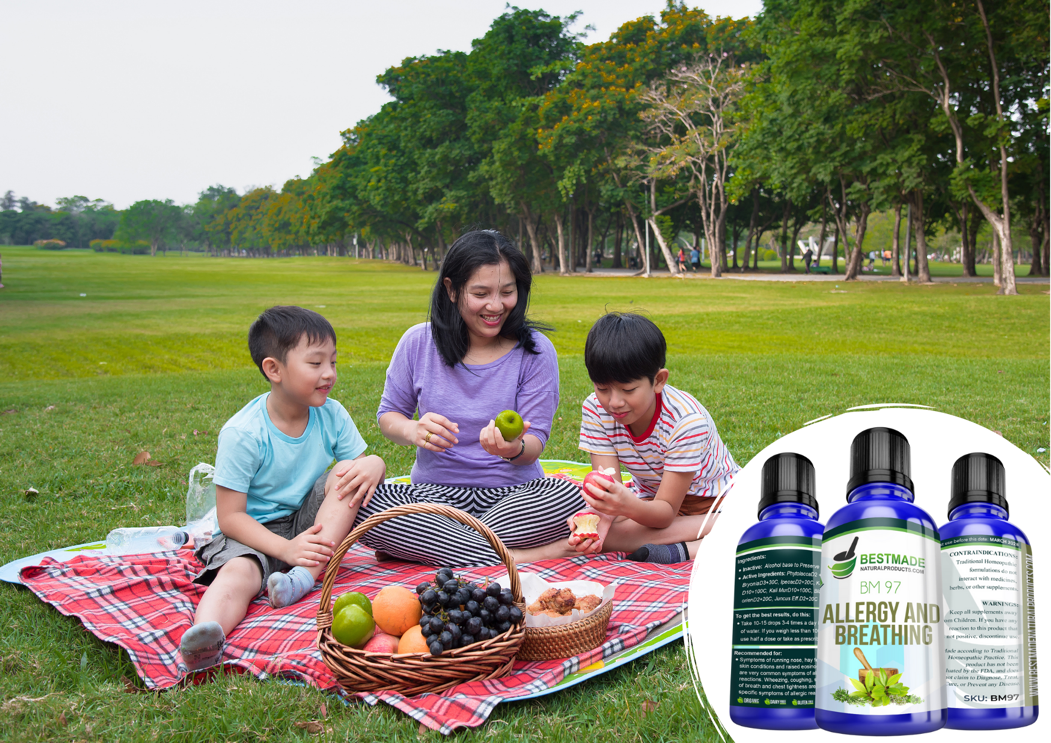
570,312,738,563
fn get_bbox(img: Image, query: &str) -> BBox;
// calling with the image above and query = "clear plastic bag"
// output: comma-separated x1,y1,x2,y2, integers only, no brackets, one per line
186,463,218,548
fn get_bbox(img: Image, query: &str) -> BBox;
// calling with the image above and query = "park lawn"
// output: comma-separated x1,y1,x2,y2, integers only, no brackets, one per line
628,257,1040,277
0,246,1048,743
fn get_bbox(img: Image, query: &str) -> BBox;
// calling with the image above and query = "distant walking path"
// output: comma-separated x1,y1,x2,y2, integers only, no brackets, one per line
569,267,1049,284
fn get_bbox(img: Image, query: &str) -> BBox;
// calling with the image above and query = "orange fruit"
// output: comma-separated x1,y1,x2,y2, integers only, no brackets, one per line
398,625,429,654
373,585,423,636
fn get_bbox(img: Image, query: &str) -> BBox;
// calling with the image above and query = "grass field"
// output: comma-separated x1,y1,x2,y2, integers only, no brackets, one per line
0,246,1048,742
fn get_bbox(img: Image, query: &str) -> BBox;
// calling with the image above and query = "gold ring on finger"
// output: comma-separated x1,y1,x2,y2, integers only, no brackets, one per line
424,432,432,444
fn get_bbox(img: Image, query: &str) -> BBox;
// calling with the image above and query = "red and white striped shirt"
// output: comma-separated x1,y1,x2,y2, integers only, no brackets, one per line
578,384,738,500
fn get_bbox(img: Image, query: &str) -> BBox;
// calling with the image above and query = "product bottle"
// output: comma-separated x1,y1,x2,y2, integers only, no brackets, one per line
815,428,947,734
730,452,823,730
940,452,1038,729
106,526,189,555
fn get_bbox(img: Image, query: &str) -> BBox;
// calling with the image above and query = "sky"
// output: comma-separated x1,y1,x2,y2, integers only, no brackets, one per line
2,1,763,210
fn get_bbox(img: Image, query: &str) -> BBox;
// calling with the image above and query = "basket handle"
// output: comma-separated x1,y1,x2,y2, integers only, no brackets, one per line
315,502,521,630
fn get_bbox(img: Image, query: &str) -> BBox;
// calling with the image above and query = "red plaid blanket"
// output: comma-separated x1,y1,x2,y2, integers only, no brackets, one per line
20,546,689,733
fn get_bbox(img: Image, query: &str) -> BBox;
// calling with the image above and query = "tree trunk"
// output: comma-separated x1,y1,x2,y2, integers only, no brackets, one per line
554,210,569,275
992,231,1002,287
613,214,623,268
789,216,803,272
912,192,932,283
585,207,594,273
742,188,759,272
844,205,871,279
517,203,543,273
623,200,648,276
778,201,790,273
891,203,903,277
647,181,680,275
718,209,729,274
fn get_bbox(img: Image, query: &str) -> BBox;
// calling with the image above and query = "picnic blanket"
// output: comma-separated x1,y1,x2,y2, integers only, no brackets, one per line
20,546,690,733
14,461,691,734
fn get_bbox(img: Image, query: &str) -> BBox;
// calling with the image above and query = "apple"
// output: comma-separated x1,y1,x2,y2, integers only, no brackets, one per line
582,468,615,496
362,630,400,654
494,409,524,441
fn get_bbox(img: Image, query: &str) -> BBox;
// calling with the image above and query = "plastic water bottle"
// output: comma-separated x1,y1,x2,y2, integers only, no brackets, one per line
106,526,190,555
185,463,218,548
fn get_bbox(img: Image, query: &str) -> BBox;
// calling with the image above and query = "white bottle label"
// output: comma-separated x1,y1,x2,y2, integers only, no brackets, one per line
942,534,1038,709
816,517,946,715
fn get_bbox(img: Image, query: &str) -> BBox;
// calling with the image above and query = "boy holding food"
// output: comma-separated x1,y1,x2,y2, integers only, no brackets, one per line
570,312,738,563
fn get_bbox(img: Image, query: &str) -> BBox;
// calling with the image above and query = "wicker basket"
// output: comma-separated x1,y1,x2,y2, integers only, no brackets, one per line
316,503,525,696
517,599,614,661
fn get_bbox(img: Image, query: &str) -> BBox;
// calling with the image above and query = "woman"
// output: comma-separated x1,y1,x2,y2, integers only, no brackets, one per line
351,230,582,567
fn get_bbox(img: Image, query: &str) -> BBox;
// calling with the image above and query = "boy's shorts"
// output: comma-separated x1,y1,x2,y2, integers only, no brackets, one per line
193,470,329,592
677,495,717,516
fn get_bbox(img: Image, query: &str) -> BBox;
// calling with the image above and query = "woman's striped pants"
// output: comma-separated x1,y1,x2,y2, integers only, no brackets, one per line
352,477,583,567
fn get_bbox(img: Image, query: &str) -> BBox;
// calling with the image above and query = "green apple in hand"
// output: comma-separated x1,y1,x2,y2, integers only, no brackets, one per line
494,409,524,441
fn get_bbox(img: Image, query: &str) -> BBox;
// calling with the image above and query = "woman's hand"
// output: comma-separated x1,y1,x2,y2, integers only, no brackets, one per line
413,412,459,453
479,419,531,459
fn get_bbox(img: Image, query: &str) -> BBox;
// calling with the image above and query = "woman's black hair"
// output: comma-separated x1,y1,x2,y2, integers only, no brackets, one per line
584,312,666,384
429,229,549,367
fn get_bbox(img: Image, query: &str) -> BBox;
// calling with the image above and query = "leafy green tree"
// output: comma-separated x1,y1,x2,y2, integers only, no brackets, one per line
191,185,240,254
469,7,583,272
116,199,185,256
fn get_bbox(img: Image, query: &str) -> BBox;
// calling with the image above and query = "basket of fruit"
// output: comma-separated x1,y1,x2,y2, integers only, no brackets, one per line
316,503,526,696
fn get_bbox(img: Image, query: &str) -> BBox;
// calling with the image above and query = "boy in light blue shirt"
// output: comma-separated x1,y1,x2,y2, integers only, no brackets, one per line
179,306,386,671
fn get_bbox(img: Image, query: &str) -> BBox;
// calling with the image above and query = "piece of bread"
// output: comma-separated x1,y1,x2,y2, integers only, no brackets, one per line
574,594,601,613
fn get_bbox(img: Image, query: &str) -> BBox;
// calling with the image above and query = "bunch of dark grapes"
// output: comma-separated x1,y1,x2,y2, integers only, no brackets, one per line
415,567,523,656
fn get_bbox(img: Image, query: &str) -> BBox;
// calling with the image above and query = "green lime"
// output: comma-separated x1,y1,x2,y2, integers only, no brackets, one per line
332,604,375,648
334,591,372,617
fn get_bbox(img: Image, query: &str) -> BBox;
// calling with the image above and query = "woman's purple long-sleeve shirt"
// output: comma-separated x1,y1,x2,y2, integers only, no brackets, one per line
377,323,560,488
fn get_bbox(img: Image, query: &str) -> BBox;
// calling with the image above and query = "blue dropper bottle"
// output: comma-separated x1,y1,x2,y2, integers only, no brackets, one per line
941,452,1038,729
815,427,946,735
729,452,822,730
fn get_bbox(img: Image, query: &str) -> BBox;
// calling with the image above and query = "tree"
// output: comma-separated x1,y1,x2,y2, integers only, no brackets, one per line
640,53,749,277
116,200,185,256
843,0,1049,294
191,185,240,254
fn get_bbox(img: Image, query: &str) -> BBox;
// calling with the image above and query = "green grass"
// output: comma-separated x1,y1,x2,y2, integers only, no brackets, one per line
0,245,1048,742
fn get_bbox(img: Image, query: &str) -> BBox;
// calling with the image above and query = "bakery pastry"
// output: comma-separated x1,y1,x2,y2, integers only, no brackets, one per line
527,586,602,616
574,594,601,613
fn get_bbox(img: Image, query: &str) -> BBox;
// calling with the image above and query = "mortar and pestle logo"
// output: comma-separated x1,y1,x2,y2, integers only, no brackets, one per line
854,647,899,686
829,536,859,579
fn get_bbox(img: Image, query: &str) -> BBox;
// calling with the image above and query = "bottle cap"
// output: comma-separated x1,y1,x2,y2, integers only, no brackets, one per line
759,452,818,517
948,452,1008,516
846,427,913,497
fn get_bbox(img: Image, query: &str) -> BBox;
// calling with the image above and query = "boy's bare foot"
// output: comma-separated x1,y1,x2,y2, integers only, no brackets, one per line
180,621,225,671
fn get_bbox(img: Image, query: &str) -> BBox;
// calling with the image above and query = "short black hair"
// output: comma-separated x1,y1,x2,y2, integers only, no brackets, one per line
248,306,336,380
429,229,550,367
584,312,666,384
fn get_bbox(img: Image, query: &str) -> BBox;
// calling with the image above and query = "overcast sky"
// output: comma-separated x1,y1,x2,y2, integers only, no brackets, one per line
2,1,763,210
